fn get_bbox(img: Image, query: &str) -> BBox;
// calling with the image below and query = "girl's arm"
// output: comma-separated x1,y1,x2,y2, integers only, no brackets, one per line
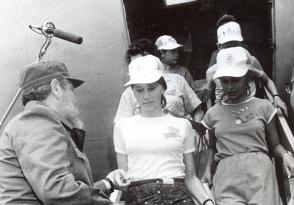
116,153,128,171
201,129,216,184
200,149,215,184
266,116,294,177
184,153,214,205
259,72,288,116
192,105,205,122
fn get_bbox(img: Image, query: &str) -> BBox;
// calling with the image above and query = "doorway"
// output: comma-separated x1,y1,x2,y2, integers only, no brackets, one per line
122,0,274,80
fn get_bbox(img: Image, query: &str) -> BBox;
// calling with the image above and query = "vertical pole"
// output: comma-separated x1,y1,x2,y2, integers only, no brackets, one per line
0,88,22,130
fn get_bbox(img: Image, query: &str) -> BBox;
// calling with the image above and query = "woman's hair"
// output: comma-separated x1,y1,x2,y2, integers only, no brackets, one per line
21,78,67,106
157,77,167,108
161,94,167,108
157,77,167,90
219,41,247,49
125,38,158,64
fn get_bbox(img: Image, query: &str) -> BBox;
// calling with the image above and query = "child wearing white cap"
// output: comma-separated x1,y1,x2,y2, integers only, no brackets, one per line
155,35,196,90
113,55,214,205
200,47,294,205
205,15,287,115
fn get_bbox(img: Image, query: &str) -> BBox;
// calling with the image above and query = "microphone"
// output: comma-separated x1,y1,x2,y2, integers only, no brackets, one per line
47,28,83,44
29,22,83,44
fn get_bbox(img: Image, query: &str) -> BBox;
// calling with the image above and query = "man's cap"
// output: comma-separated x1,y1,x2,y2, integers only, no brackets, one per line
19,60,84,90
125,55,164,86
217,22,243,44
213,46,250,80
155,35,183,50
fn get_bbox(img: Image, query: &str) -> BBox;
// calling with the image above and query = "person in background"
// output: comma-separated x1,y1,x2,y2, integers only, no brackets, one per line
286,69,294,113
285,68,294,205
114,55,214,205
201,47,294,205
0,61,129,205
205,14,287,115
125,38,159,64
155,35,196,90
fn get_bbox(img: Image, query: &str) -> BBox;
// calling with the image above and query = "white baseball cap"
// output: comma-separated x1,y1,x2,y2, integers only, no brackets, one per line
124,55,164,86
217,22,243,44
213,47,250,80
155,35,183,50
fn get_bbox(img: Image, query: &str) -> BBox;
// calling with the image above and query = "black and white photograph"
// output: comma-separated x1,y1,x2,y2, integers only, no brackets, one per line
0,0,294,204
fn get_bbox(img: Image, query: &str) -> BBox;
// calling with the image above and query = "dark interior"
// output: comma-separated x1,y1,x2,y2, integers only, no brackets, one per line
122,0,273,80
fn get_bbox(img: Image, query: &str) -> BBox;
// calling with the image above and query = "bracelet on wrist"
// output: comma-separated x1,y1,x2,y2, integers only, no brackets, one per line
273,94,280,98
203,199,214,205
104,177,115,193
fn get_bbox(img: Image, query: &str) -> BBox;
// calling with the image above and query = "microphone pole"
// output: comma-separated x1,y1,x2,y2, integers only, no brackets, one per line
0,89,22,129
0,22,83,130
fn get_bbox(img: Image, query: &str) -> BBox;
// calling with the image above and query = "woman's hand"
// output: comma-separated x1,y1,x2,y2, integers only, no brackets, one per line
201,170,212,185
273,96,288,117
282,152,294,178
288,195,294,205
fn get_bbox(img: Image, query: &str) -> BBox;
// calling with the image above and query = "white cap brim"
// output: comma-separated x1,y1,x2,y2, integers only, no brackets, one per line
158,43,183,50
218,35,243,44
124,73,162,86
213,66,249,80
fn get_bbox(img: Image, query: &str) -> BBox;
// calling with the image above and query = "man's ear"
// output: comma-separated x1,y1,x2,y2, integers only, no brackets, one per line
50,79,62,98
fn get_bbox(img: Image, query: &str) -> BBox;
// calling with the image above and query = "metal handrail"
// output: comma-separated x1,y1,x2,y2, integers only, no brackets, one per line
263,89,294,204
276,111,294,204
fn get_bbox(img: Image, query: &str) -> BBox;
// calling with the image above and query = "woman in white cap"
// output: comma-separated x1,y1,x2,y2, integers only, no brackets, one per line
201,47,294,205
114,53,204,128
113,55,214,205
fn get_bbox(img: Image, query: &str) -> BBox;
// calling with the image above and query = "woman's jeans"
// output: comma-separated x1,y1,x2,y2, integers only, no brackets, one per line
122,178,195,205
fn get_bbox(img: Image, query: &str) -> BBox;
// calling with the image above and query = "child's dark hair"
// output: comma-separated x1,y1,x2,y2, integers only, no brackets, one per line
216,14,236,28
125,41,143,64
125,38,158,64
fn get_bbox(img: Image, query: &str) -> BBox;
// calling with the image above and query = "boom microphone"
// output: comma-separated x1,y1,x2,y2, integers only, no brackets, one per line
29,22,83,44
47,28,83,44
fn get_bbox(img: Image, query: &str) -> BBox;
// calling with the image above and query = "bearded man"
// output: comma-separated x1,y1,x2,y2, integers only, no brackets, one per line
0,61,128,204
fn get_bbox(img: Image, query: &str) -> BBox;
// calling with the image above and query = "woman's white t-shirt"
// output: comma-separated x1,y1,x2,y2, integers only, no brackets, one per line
114,114,195,181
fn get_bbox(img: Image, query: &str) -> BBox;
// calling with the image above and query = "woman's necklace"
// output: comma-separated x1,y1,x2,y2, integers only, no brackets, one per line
231,106,249,124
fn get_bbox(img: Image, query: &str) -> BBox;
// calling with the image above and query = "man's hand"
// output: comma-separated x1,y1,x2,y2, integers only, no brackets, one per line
106,169,132,190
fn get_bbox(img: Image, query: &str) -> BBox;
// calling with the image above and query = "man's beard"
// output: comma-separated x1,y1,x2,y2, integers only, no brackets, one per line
63,102,81,124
